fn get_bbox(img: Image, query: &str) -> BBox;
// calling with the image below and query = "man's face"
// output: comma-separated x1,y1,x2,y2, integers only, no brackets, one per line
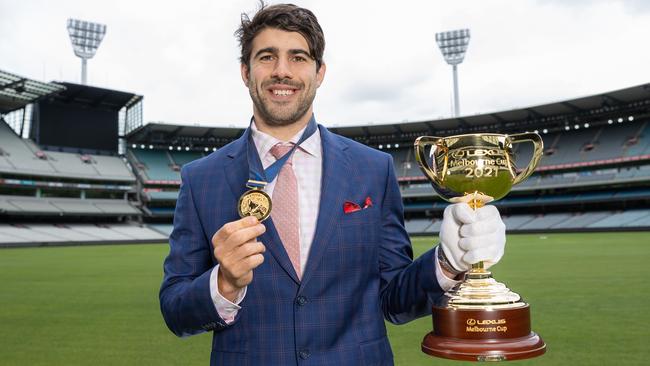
241,27,325,127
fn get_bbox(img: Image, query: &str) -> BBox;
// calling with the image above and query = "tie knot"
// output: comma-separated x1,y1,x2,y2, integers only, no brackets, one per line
270,143,295,161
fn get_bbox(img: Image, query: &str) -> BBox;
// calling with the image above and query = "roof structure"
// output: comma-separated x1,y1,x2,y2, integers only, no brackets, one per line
49,82,141,111
0,70,66,114
328,82,650,140
126,82,650,148
126,122,244,147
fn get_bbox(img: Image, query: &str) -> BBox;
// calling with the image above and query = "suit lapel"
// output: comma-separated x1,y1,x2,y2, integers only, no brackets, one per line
224,130,250,200
300,126,350,289
225,128,300,284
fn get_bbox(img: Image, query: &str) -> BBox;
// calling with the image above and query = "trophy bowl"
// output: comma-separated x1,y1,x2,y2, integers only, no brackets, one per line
414,133,543,206
415,132,546,362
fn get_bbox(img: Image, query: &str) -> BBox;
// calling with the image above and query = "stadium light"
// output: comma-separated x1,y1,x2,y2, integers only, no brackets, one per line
435,29,471,117
628,116,634,121
66,19,107,85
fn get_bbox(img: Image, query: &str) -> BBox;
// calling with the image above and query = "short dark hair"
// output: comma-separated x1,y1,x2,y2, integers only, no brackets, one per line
235,2,325,69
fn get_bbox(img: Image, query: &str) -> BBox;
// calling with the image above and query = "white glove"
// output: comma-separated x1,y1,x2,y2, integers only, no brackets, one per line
439,203,506,272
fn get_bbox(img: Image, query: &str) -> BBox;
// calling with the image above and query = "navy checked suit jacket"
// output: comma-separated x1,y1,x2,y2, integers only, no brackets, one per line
160,125,445,366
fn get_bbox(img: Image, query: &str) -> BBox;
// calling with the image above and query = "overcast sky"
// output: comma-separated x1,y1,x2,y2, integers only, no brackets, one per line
2,0,650,128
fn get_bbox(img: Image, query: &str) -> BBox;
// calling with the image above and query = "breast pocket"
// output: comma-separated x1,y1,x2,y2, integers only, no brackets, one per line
336,209,380,270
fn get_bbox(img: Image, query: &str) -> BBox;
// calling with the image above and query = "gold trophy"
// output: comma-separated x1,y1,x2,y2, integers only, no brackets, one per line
415,133,546,361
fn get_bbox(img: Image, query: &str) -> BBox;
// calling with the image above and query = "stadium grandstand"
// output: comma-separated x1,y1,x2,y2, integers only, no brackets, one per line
2,67,649,246
0,69,165,247
125,83,650,238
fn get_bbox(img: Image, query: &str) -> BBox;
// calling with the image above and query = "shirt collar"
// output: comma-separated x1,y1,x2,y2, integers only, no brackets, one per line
250,117,322,159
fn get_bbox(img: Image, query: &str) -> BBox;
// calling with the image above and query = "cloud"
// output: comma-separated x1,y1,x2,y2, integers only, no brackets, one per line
2,0,650,128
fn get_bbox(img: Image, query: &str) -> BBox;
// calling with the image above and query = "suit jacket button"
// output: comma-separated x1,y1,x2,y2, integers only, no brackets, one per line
299,350,310,360
296,296,307,306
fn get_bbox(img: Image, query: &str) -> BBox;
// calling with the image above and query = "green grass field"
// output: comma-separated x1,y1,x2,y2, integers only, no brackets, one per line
1,232,648,365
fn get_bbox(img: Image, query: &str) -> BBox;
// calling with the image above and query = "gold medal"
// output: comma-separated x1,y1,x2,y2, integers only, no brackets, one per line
238,189,272,221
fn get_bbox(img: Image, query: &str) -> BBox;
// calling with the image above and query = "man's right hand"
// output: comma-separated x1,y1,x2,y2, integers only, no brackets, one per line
212,216,266,302
439,203,506,273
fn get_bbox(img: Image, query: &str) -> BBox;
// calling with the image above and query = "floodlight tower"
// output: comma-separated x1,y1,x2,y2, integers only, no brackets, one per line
435,29,470,117
66,19,107,85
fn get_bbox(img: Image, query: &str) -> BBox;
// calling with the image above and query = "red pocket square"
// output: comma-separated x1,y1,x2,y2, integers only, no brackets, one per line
343,201,361,214
343,196,373,214
363,196,373,209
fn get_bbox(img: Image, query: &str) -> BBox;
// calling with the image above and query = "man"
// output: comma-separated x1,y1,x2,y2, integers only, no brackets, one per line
159,3,505,365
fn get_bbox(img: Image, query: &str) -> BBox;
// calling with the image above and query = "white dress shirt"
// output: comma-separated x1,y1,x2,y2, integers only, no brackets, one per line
209,121,458,323
209,121,322,322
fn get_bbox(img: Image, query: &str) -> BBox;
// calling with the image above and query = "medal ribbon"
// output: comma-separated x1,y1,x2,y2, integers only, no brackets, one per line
246,115,318,189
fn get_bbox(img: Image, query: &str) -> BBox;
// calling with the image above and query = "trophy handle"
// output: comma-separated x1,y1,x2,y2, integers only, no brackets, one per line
414,136,445,186
509,132,544,185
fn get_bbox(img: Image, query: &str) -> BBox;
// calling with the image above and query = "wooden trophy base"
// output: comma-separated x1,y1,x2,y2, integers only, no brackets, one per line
421,303,546,362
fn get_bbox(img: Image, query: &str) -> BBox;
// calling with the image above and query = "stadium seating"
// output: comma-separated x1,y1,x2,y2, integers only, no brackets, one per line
501,214,536,230
517,213,572,230
586,210,650,228
147,207,175,215
0,195,139,216
0,120,58,175
127,149,205,218
425,220,443,234
623,122,650,156
129,149,180,181
405,209,650,234
405,219,433,234
0,120,134,182
90,155,135,180
145,190,180,201
0,223,167,247
128,149,206,184
551,212,611,229
628,211,650,227
149,224,173,236
169,151,204,166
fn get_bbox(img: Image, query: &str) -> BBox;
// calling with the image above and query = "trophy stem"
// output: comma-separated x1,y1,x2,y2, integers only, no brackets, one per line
468,197,483,210
471,261,485,272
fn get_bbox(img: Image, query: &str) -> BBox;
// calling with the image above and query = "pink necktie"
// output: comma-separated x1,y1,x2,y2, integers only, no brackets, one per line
270,143,301,278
